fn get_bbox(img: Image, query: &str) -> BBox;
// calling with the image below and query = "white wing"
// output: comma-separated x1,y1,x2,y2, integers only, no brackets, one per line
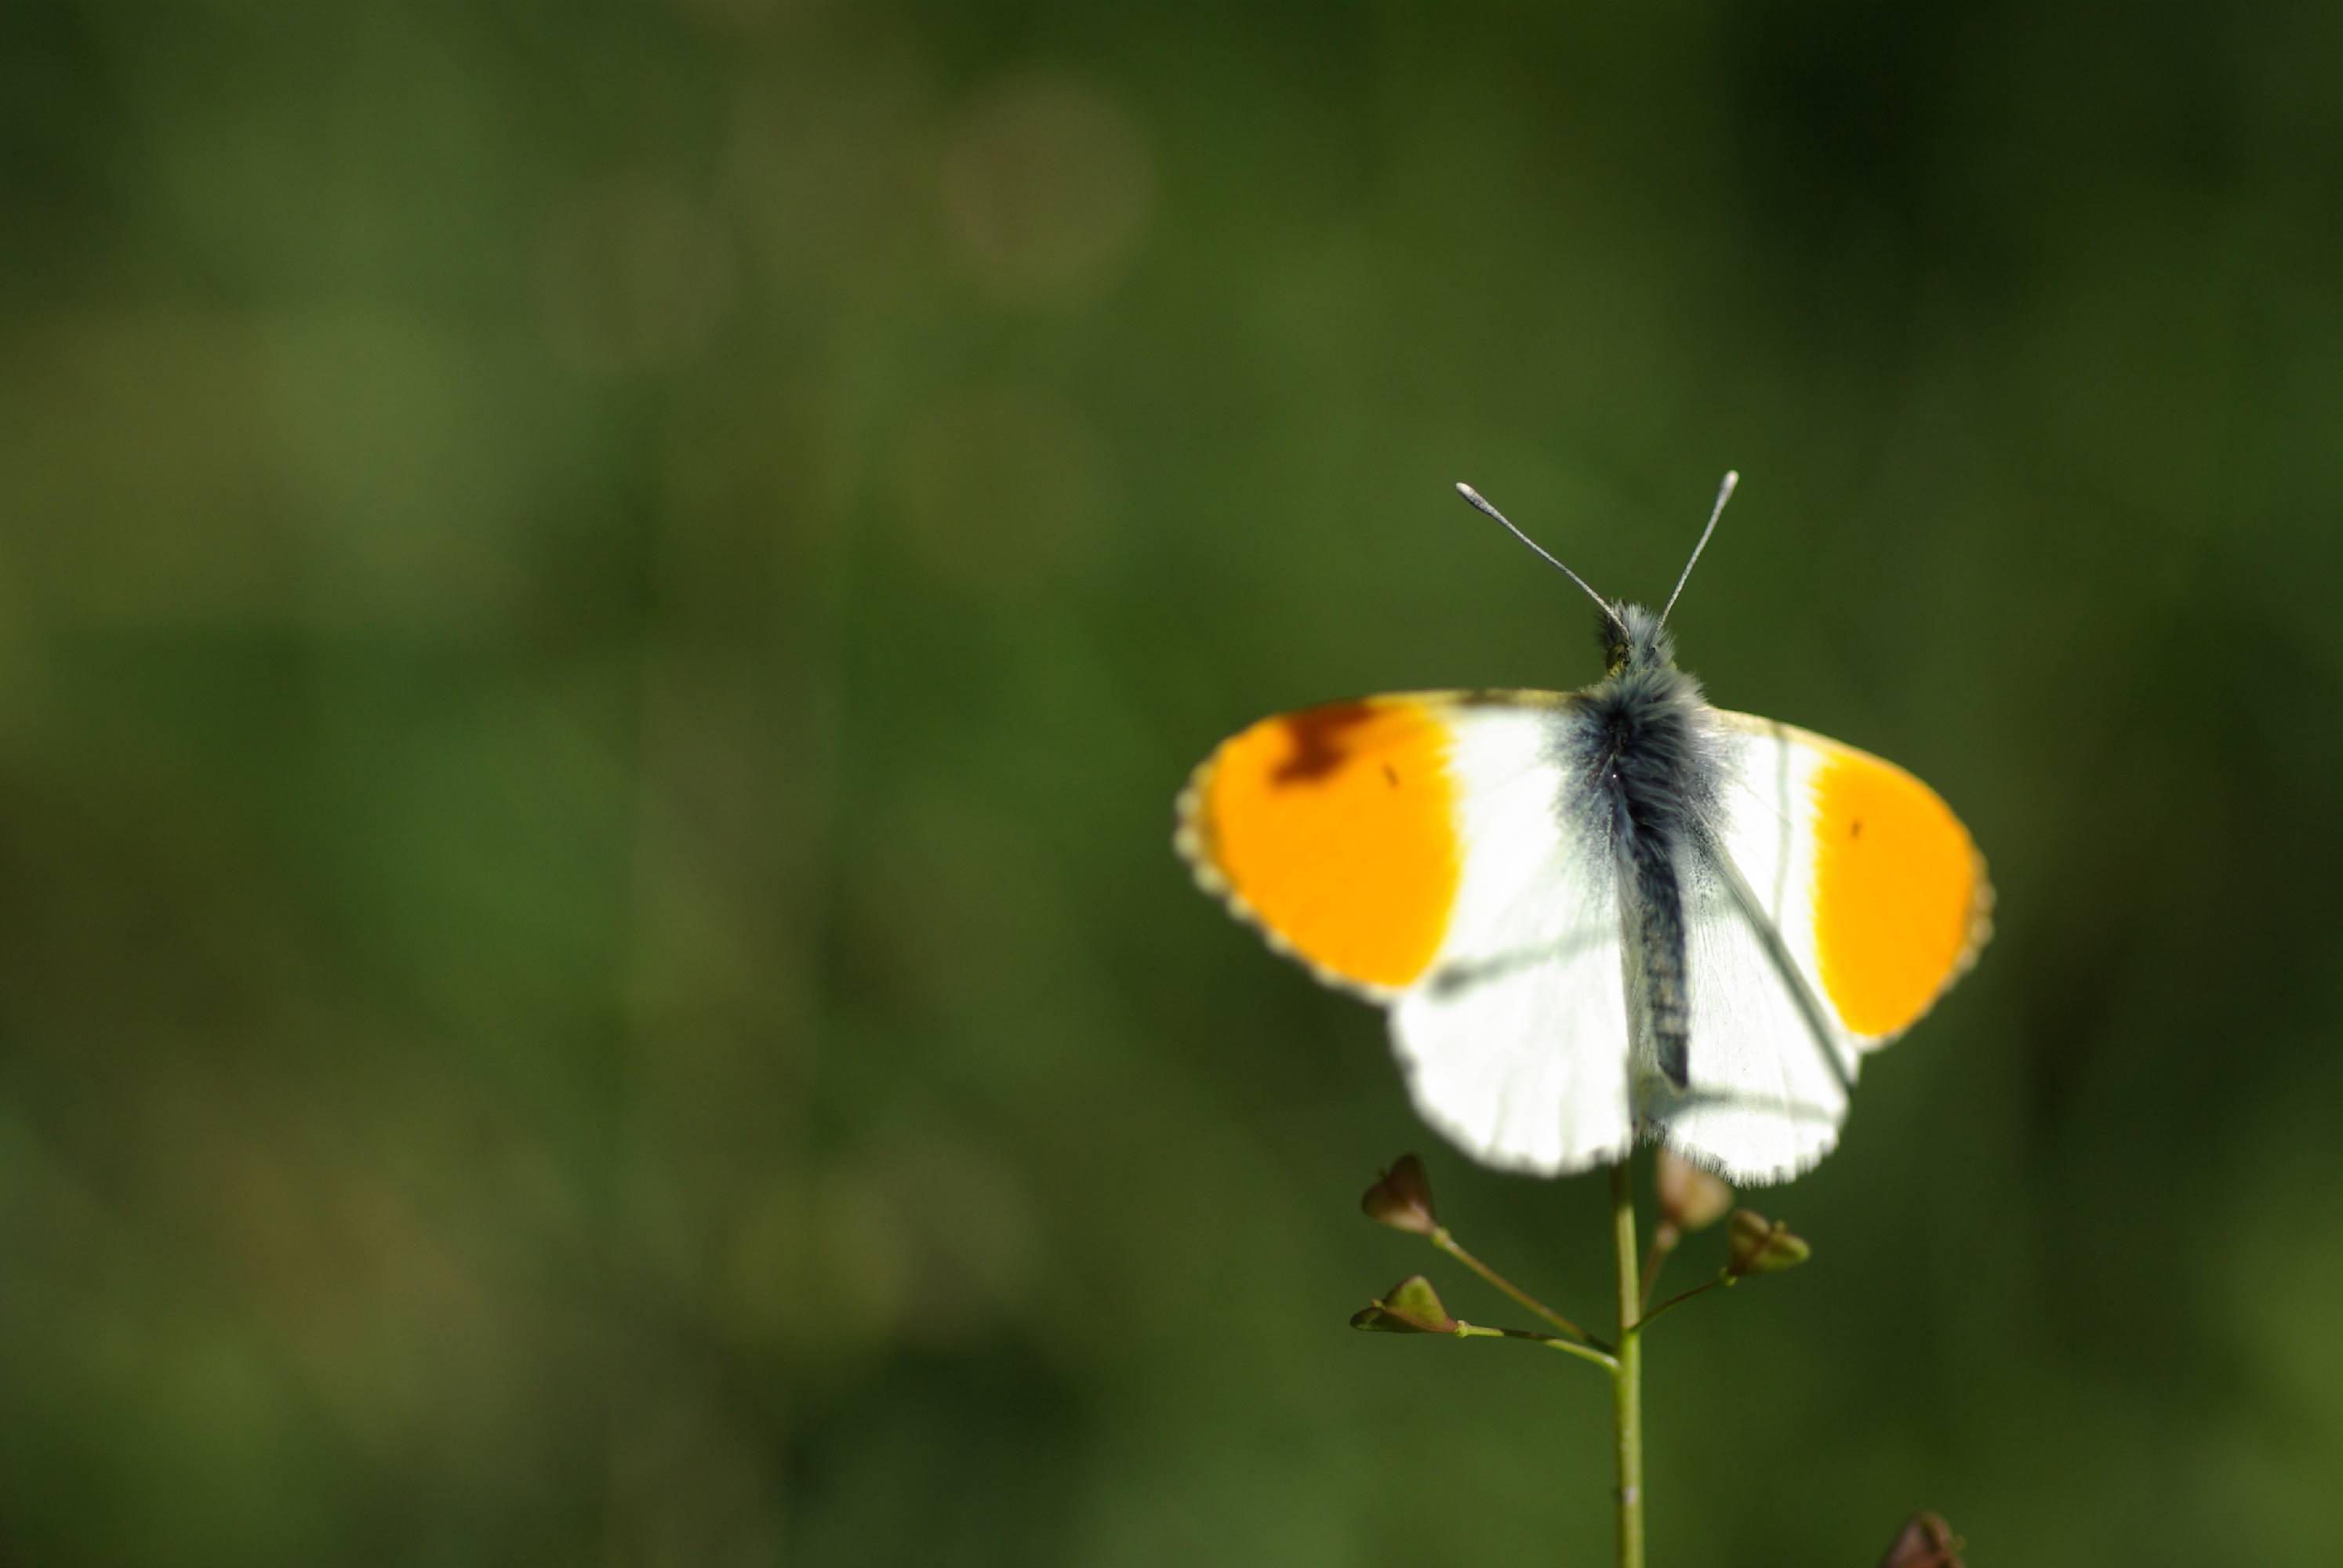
1644,709,1990,1182
1386,701,1634,1176
1640,838,1858,1182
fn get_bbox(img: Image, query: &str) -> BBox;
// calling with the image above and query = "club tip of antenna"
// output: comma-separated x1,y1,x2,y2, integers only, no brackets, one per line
1454,481,1503,521
1719,470,1740,497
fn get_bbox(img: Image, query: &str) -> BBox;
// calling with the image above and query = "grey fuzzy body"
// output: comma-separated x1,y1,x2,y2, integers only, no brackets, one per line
1553,604,1724,1090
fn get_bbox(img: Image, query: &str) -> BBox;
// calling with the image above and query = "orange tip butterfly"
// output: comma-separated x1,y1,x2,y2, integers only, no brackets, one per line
1173,475,1991,1184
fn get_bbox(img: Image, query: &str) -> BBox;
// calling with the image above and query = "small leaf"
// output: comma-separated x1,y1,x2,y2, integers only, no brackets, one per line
1875,1511,1963,1568
1360,1154,1439,1236
1655,1149,1734,1233
1724,1209,1811,1276
1350,1273,1458,1334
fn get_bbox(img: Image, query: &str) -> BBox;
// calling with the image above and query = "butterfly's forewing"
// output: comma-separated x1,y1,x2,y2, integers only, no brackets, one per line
1706,711,1992,1047
1647,712,1991,1181
1177,691,1640,1174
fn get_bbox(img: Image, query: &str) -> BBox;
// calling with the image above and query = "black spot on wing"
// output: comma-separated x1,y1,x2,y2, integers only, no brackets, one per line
1270,702,1378,783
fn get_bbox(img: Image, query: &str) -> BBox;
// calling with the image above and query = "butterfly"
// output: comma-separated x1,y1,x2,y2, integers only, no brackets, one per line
1173,476,1991,1184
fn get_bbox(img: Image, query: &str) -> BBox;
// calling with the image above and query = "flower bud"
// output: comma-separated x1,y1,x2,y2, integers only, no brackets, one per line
1724,1209,1811,1276
1349,1273,1458,1334
1360,1154,1439,1236
1875,1511,1963,1568
1655,1149,1734,1233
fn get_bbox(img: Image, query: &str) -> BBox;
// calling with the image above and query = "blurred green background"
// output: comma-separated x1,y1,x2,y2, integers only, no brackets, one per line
5,1,2342,1563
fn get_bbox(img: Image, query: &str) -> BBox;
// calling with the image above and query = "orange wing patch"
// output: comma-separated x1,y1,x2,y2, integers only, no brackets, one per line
1182,698,1462,991
1810,750,1984,1036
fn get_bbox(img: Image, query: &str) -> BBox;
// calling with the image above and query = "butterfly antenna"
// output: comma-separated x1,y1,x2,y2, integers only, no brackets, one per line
1454,482,1624,635
1659,470,1738,628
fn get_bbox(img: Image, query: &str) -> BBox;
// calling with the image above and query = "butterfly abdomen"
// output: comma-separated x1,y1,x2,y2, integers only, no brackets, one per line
1618,803,1691,1084
1578,659,1720,1091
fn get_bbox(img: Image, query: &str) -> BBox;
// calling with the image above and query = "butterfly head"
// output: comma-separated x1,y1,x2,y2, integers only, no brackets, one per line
1602,601,1676,676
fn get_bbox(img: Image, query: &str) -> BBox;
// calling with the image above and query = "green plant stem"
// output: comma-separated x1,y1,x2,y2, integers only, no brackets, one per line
1449,1320,1618,1372
1432,1229,1609,1351
1610,1160,1644,1568
1636,1274,1733,1333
